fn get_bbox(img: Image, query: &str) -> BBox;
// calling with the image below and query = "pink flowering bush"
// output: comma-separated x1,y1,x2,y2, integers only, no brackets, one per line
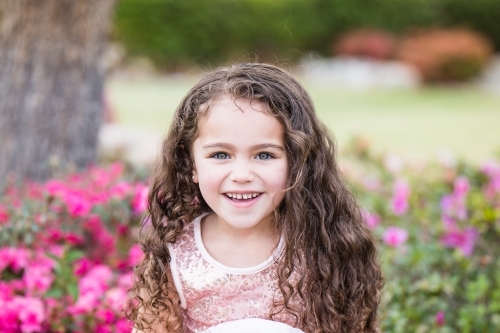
1,143,500,332
345,137,500,333
0,163,147,333
382,227,409,248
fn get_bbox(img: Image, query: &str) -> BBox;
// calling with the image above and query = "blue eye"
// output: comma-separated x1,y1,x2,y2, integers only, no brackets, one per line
212,152,229,159
256,153,273,160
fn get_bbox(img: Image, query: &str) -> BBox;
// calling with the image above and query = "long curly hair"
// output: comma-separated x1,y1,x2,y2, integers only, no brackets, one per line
125,63,383,333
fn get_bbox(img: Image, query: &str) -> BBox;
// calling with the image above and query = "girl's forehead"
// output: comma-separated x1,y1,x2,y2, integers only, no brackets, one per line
194,96,284,142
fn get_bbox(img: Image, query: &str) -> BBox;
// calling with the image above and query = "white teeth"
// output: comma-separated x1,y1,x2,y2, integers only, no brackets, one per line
226,193,259,199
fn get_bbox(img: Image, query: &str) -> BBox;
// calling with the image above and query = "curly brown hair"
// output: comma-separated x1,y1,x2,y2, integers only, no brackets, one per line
125,63,383,333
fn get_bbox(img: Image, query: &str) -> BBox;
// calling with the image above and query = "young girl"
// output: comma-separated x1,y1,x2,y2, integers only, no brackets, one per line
126,63,383,333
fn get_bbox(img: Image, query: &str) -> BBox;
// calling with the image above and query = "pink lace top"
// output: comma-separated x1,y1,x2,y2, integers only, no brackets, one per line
167,214,301,333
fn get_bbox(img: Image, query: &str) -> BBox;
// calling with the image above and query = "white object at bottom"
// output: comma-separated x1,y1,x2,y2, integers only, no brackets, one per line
202,318,305,333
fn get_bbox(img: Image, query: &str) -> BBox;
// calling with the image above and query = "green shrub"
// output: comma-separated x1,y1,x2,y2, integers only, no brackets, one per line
343,137,500,332
113,0,500,69
113,0,439,69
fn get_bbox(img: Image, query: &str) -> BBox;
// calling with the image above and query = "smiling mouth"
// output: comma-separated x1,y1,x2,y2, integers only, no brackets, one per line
225,192,261,200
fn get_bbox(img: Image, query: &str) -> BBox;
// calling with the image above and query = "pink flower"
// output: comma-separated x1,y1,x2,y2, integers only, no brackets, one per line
90,166,115,188
13,248,31,271
383,227,409,247
74,258,93,276
15,296,45,333
110,162,125,178
48,245,65,258
23,264,54,296
118,273,134,290
96,230,117,255
441,215,457,231
47,228,63,242
44,298,59,312
70,292,99,314
439,176,470,223
480,161,500,201
118,224,129,236
361,209,380,229
27,183,44,200
45,179,67,196
70,265,113,314
82,216,118,258
64,191,93,217
105,287,127,312
83,215,103,231
0,281,14,300
485,177,500,201
0,298,22,332
96,308,115,324
453,176,469,197
0,204,9,225
391,179,410,215
65,232,84,245
0,247,13,272
9,280,25,292
128,244,144,267
79,265,113,295
111,182,133,200
481,160,500,178
96,324,114,333
132,185,149,214
90,191,111,205
116,318,133,333
440,194,467,221
0,247,30,272
435,311,445,326
441,227,479,257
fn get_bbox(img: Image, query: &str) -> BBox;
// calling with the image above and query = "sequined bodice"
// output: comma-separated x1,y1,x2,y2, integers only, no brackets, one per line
167,214,300,333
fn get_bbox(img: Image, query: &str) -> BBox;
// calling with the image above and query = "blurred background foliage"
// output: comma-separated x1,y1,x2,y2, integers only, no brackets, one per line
113,0,500,70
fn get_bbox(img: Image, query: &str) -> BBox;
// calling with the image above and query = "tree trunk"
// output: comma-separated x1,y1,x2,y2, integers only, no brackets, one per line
0,0,116,183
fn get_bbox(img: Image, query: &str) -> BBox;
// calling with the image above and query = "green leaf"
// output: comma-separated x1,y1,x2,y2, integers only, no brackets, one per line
65,249,84,263
45,287,64,298
68,283,79,302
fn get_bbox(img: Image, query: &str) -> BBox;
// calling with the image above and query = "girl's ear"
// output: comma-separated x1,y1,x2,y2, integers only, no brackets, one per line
192,170,198,183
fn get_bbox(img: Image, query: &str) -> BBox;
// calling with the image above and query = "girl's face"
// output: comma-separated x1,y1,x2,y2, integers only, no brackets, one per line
191,96,288,233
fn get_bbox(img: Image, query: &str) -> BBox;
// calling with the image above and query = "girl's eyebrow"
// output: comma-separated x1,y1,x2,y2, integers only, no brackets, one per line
202,143,285,151
253,143,285,151
202,142,235,150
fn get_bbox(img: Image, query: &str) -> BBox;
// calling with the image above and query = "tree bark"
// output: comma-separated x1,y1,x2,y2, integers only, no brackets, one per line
0,0,116,182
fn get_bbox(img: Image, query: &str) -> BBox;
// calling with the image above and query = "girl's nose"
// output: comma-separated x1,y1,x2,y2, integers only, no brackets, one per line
229,161,255,183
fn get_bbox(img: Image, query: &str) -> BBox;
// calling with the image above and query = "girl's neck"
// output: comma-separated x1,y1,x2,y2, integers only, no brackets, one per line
200,213,281,268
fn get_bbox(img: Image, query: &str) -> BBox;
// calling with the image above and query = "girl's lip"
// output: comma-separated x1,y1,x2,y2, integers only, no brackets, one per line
223,193,261,208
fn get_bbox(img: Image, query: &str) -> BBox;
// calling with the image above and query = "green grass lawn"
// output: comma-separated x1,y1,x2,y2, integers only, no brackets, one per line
107,75,500,164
